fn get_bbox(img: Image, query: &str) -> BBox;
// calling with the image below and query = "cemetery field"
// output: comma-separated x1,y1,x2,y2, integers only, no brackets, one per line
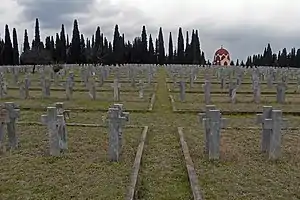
1,65,300,199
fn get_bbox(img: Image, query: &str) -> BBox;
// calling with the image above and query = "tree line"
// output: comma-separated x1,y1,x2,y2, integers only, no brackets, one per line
230,43,300,68
0,18,206,66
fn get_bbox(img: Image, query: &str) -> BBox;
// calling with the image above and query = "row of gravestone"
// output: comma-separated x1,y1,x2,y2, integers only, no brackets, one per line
0,102,130,162
177,79,288,104
199,105,287,160
0,72,147,101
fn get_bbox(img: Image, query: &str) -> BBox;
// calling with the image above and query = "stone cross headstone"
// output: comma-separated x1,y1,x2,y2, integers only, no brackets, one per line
137,79,144,98
88,80,96,100
276,82,287,103
252,78,261,103
41,107,67,156
256,106,273,153
111,79,121,101
107,104,129,162
203,109,227,160
65,76,73,100
198,105,216,154
256,107,287,160
41,78,51,98
267,74,273,88
179,80,186,102
202,80,211,104
189,70,194,88
0,102,20,151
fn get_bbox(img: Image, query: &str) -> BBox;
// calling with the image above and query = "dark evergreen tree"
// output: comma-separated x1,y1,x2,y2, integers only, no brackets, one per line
141,25,147,63
177,27,184,64
168,32,173,64
185,31,192,64
3,24,13,65
23,29,30,52
70,19,81,63
278,48,288,67
60,24,67,63
80,34,86,65
157,27,165,65
201,51,206,65
33,18,41,49
194,30,201,64
54,33,60,62
148,34,155,64
12,28,19,65
45,36,51,50
289,48,296,67
113,24,122,64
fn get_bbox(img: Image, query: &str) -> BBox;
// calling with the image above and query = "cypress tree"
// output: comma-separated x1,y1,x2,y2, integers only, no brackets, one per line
185,31,189,62
95,26,101,51
113,24,121,64
70,19,81,63
94,27,101,63
190,30,196,64
33,18,41,49
45,36,51,50
55,33,60,62
23,29,30,52
12,28,19,65
60,24,67,63
157,27,165,65
177,27,184,64
148,34,155,64
201,51,206,65
80,34,86,64
66,34,70,47
194,30,201,64
290,48,296,67
3,24,13,65
168,32,173,63
141,25,147,63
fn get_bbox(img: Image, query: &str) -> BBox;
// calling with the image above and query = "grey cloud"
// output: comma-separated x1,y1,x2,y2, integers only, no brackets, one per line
16,0,94,29
15,0,300,61
80,0,154,41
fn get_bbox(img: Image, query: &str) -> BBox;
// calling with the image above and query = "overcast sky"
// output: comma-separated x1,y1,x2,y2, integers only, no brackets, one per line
1,0,300,61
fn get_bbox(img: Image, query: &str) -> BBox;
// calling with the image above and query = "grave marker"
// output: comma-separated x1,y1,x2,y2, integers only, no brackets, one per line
111,79,121,101
256,107,287,160
107,104,129,162
41,107,67,156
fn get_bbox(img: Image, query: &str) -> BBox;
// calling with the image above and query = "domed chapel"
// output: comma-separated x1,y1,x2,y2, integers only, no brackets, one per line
213,46,231,66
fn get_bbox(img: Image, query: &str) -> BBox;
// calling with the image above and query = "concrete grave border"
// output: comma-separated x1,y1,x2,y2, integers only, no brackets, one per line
178,127,203,200
125,126,148,200
17,121,142,128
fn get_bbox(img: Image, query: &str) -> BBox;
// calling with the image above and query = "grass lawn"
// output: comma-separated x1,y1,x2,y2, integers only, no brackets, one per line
184,126,300,200
0,126,142,199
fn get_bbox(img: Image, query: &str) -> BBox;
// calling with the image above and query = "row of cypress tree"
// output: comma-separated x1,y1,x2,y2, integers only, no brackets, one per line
0,18,206,66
